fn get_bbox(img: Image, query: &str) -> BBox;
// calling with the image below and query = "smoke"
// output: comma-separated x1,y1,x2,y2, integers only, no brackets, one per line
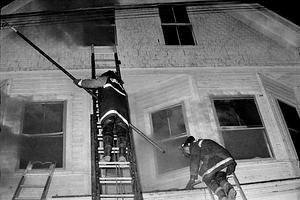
35,0,119,46
0,90,65,187
3,0,120,47
0,91,32,185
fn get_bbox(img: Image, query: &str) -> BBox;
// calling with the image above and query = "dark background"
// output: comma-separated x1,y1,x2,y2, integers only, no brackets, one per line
1,1,299,26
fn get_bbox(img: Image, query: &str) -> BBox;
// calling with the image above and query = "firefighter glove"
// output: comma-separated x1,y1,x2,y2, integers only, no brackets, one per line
185,175,197,190
73,79,82,87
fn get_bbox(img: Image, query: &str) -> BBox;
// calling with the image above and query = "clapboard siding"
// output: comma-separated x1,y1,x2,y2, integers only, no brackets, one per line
135,75,193,108
258,73,297,105
0,70,93,199
1,66,300,198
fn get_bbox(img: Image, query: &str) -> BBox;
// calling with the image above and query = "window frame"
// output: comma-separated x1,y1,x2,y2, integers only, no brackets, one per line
82,9,117,46
19,101,67,169
211,96,274,160
0,80,10,126
159,5,196,46
149,102,190,175
275,98,300,160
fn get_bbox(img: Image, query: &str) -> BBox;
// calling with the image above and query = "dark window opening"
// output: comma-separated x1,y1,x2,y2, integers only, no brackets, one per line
83,25,116,46
20,102,65,169
159,5,195,45
277,100,300,158
214,97,272,160
82,10,115,46
162,26,179,45
151,104,189,174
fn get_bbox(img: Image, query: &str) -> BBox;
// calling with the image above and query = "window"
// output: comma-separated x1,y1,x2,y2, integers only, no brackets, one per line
213,97,272,160
151,104,189,174
0,84,3,122
159,5,195,45
82,9,116,46
277,100,300,158
20,102,65,169
0,80,8,125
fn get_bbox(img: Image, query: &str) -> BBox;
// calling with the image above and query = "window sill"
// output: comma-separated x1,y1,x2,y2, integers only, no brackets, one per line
161,44,198,49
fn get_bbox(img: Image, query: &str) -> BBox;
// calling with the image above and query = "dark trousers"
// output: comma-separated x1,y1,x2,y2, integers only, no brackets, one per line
203,163,236,199
102,115,128,157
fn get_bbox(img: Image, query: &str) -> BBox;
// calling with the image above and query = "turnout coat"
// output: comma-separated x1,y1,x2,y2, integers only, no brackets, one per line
80,74,129,125
189,139,237,181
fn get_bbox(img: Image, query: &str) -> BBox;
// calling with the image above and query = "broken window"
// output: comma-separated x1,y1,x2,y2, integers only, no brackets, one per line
277,100,300,158
49,9,116,46
151,104,189,174
82,9,116,46
0,80,8,125
159,5,195,45
213,97,272,160
20,102,65,169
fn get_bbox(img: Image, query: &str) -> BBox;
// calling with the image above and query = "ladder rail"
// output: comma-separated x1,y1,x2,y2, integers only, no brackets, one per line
12,161,56,200
40,163,56,200
192,172,247,200
232,172,247,200
91,114,101,199
12,162,33,200
91,45,144,199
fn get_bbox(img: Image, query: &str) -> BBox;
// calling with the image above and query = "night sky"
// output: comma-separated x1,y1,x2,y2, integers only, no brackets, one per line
0,0,299,26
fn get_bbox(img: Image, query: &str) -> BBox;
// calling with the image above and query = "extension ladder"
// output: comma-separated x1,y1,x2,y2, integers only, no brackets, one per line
90,45,143,200
12,161,56,200
207,172,247,200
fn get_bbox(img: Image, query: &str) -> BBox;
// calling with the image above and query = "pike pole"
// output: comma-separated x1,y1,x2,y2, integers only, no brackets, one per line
129,123,166,154
5,22,97,99
5,22,166,154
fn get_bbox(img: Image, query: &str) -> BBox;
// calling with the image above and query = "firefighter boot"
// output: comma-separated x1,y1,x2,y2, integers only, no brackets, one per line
220,181,236,200
215,187,228,200
227,188,237,200
118,136,127,162
102,136,113,162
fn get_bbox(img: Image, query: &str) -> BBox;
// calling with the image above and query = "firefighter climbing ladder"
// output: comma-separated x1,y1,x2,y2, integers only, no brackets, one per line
90,45,143,200
12,161,56,200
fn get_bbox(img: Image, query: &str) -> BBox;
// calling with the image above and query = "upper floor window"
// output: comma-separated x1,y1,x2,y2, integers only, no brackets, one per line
277,99,300,158
159,5,195,45
213,97,272,160
20,102,65,169
82,9,116,46
151,103,189,174
0,80,8,125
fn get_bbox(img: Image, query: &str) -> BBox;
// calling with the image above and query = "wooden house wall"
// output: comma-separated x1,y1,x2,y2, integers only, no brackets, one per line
1,2,300,200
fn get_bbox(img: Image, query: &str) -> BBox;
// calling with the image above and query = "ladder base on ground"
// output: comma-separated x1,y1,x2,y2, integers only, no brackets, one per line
12,161,56,200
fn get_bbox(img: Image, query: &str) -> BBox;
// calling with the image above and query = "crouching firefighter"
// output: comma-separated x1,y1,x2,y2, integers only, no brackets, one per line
181,136,237,200
74,70,129,162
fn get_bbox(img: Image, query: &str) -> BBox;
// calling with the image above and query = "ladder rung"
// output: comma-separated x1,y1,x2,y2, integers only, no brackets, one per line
99,161,130,165
97,134,118,137
100,177,132,180
98,147,120,151
93,46,116,53
97,137,117,141
98,151,120,154
20,184,45,188
99,194,135,198
100,180,132,184
99,162,130,168
94,52,115,55
26,172,50,176
99,177,132,183
99,165,130,168
95,59,116,62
